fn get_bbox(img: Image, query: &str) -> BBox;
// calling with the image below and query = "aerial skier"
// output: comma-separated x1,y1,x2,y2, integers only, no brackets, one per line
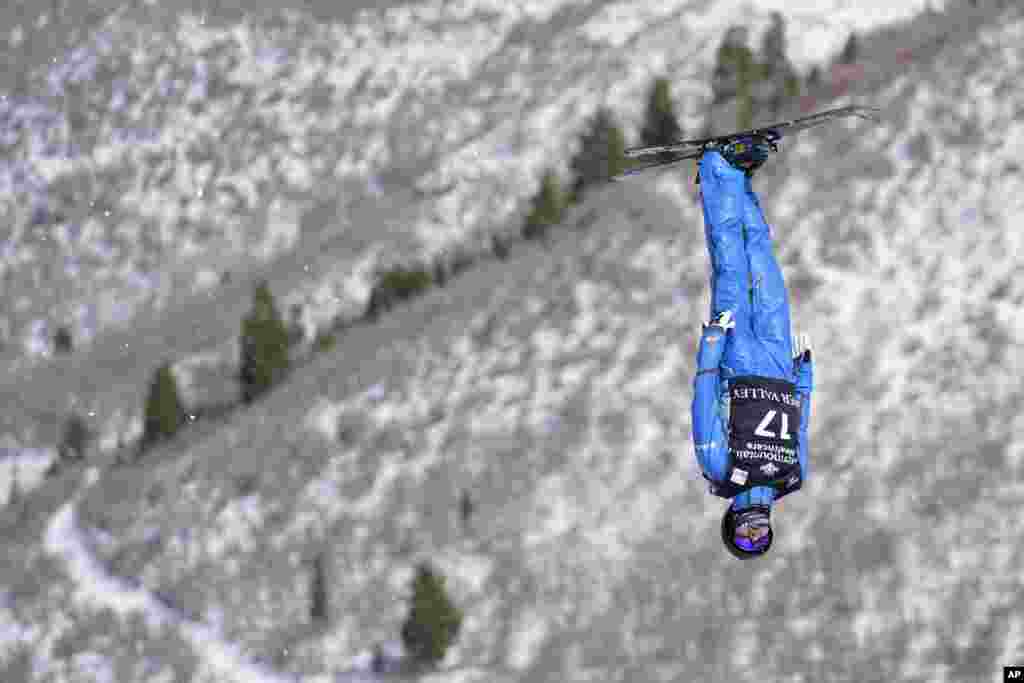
690,138,813,560
616,106,877,558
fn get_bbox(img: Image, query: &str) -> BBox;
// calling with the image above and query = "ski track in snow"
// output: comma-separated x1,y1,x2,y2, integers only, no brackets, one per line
41,469,301,683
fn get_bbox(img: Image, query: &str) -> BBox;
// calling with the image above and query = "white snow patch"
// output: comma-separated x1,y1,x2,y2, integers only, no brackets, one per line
206,494,266,558
44,493,296,683
69,651,116,683
0,446,57,506
0,606,41,661
259,199,301,260
306,397,347,441
523,474,579,547
505,608,550,671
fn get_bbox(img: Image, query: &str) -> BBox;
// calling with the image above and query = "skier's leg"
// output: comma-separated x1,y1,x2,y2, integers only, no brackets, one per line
699,152,754,375
742,183,793,377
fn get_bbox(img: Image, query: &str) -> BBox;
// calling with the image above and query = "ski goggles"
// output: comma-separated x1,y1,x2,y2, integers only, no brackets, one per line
734,525,771,552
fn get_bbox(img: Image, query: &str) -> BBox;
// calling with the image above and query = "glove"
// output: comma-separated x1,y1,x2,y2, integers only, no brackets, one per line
792,332,812,362
702,310,736,334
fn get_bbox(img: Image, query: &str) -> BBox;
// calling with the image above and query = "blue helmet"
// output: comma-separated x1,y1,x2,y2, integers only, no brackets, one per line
721,505,773,559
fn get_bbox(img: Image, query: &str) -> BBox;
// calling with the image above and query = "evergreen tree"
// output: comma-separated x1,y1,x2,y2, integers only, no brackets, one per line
523,170,565,240
59,412,90,460
8,461,21,508
287,303,305,349
371,644,386,674
640,77,683,162
239,281,291,404
364,266,433,321
5,461,26,526
806,65,822,89
839,33,859,64
459,490,474,533
401,562,463,669
711,25,756,105
432,258,448,288
142,362,185,448
491,235,508,261
711,25,759,130
310,553,329,622
569,107,626,202
53,325,73,354
758,12,799,115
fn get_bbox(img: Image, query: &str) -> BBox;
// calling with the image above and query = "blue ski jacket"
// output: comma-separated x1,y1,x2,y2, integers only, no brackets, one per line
691,151,813,511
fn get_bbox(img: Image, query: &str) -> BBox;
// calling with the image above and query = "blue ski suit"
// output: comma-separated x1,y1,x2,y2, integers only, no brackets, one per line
691,150,813,511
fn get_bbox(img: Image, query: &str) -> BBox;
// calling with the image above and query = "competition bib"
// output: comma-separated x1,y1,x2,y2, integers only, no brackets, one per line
723,376,802,494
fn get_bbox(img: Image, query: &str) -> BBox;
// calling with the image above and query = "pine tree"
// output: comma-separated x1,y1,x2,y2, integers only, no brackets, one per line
711,26,759,130
401,562,463,669
523,170,564,240
371,644,386,674
59,412,90,460
806,65,822,89
310,553,329,623
459,490,474,533
53,325,73,354
711,26,756,105
491,235,508,260
640,77,683,163
364,266,433,320
6,461,26,526
8,461,21,508
142,362,185,448
569,107,626,202
758,12,799,115
839,33,859,64
239,281,291,404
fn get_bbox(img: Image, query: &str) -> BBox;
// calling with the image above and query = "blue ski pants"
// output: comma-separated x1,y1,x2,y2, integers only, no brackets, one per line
699,151,793,379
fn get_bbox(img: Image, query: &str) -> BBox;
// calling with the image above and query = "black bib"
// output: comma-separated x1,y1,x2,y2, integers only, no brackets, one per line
709,375,803,500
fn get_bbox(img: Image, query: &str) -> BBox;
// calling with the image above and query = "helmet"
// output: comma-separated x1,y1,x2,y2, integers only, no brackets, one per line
721,505,774,559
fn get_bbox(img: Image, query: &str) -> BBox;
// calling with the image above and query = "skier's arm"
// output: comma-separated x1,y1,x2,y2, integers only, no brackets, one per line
692,314,732,480
795,351,813,480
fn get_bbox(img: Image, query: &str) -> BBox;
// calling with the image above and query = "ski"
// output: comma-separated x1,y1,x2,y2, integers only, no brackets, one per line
615,105,881,179
612,153,699,180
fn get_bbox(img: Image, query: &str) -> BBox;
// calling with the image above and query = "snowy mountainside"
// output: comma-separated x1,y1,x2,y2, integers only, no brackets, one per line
4,4,1024,681
1,0,943,361
3,2,1024,683
0,0,950,360
0,0,981,466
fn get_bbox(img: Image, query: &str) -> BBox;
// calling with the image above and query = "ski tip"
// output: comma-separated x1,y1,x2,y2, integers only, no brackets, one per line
852,105,883,120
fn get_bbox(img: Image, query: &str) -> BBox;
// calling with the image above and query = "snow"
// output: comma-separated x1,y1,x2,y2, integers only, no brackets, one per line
3,1,1022,681
505,608,549,671
0,0,950,363
43,478,299,683
68,651,116,683
0,606,41,661
0,445,57,506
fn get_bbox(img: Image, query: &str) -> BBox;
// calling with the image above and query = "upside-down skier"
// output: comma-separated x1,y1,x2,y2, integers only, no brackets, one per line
690,138,813,560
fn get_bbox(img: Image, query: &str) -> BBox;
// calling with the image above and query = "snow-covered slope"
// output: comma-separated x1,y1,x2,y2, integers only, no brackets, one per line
0,0,976,464
0,0,948,362
4,1,1024,682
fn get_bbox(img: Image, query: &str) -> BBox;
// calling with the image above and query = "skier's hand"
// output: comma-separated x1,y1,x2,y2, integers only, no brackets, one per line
703,310,736,334
792,332,812,362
